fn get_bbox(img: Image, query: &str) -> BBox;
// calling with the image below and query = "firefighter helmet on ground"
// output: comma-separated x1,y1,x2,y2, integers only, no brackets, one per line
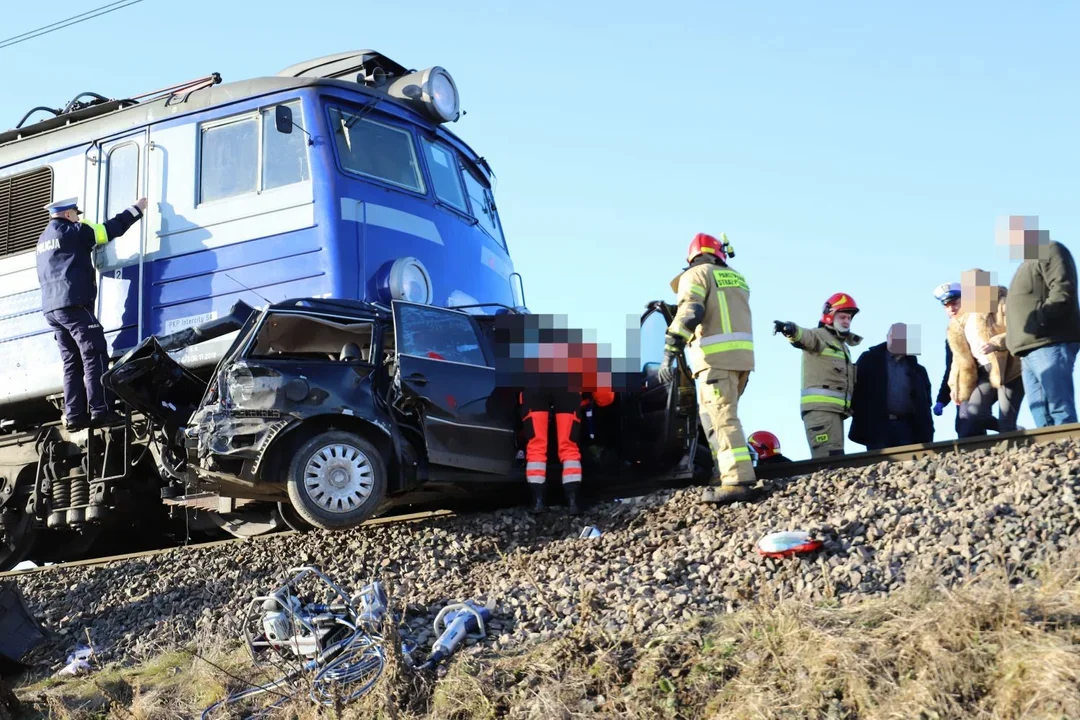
821,293,859,325
747,431,781,459
686,232,735,264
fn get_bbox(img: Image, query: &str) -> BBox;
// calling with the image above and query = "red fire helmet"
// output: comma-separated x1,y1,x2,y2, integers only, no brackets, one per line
747,431,781,459
821,293,859,325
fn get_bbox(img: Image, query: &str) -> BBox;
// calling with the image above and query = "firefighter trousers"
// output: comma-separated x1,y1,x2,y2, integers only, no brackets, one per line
521,387,582,485
801,410,846,458
694,367,756,487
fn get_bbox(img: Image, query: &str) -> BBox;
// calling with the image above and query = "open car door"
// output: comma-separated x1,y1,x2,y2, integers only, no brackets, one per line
630,300,700,472
392,301,517,476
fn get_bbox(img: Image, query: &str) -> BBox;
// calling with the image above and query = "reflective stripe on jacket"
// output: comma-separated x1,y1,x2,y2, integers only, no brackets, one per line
788,324,860,416
667,261,754,372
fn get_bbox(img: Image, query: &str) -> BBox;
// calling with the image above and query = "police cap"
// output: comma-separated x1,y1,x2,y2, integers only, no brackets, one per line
44,197,82,216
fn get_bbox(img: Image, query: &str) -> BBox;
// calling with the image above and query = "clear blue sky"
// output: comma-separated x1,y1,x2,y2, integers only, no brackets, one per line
4,1,1079,460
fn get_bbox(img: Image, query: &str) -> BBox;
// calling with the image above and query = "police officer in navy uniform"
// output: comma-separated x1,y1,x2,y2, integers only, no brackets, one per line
36,196,147,431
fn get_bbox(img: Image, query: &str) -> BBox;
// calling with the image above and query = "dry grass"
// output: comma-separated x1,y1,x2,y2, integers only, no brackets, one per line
9,550,1080,720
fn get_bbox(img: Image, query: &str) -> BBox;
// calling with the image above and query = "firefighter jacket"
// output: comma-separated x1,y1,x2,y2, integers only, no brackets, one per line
787,324,861,416
665,257,754,373
35,206,143,313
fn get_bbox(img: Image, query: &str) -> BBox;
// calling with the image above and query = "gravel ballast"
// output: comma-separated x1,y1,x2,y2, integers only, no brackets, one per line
12,437,1080,671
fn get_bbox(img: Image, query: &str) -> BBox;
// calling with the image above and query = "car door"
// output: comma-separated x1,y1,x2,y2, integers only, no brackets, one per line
633,301,696,468
392,301,516,475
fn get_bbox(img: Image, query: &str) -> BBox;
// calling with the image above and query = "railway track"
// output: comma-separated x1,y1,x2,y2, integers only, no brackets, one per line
5,422,1079,579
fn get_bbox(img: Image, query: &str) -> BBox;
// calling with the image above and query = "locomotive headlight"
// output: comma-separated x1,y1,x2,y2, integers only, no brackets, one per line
424,67,460,123
389,257,433,304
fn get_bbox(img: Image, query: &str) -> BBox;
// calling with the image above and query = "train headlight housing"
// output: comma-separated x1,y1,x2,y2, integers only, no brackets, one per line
388,257,433,304
425,67,460,123
387,66,460,123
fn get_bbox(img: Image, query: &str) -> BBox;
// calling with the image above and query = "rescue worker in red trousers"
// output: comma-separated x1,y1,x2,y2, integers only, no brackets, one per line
774,294,862,458
521,386,583,515
519,338,615,516
658,232,757,504
747,431,793,465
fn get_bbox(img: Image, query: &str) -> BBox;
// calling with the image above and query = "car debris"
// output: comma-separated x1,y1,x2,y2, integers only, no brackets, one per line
756,531,824,558
54,645,94,678
201,565,491,718
579,526,602,538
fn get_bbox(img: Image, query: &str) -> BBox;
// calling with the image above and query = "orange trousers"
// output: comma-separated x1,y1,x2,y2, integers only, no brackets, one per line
521,387,581,485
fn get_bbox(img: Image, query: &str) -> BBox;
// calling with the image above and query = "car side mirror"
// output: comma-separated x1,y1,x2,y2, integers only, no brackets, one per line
643,361,660,375
274,105,293,135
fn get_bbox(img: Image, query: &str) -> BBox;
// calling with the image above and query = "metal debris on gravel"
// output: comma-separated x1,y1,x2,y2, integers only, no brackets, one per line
13,438,1080,670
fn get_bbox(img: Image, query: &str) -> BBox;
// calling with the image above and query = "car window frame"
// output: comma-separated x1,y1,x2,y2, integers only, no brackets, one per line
391,300,493,369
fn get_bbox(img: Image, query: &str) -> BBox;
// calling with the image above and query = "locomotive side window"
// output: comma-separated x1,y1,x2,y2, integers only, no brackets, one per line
261,102,310,190
329,107,425,193
396,303,487,367
197,100,309,205
421,139,467,211
460,162,506,251
199,117,258,203
106,143,139,216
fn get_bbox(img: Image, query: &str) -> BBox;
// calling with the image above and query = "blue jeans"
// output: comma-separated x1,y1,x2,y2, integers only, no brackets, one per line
1021,343,1080,427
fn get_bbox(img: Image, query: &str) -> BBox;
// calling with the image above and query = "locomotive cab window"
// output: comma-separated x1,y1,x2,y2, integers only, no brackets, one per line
421,138,467,211
329,106,425,193
460,161,506,251
198,99,310,205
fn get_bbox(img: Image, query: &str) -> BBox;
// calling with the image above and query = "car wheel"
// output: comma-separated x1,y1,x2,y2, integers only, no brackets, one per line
285,431,387,530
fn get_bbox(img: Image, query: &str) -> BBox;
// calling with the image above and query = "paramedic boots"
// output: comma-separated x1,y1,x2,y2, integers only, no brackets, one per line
529,483,583,515
564,482,582,516
529,483,546,514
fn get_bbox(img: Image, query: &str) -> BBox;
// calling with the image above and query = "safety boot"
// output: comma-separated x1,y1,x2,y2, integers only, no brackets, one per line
563,482,582,516
701,484,754,505
529,483,547,514
90,410,124,428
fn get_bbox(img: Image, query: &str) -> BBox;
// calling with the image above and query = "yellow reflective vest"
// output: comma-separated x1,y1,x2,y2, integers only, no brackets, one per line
787,324,861,416
666,261,754,373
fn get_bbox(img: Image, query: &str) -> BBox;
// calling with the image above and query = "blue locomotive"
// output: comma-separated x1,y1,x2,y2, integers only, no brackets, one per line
0,50,525,569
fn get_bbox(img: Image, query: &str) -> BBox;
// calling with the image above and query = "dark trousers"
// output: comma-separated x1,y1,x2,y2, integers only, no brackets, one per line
866,417,917,450
958,367,1025,438
44,305,110,422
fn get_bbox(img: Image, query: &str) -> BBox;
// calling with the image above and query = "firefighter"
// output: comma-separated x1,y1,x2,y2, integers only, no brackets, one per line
657,232,756,504
747,431,793,464
36,196,147,431
521,386,584,516
773,293,862,458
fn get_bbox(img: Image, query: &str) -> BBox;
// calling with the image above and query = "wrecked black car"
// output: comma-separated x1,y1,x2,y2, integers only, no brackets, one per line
103,297,710,531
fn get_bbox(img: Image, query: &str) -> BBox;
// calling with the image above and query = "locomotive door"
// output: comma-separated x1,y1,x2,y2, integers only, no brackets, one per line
92,129,149,358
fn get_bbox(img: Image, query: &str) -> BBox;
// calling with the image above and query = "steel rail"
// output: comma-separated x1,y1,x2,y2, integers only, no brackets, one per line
5,422,1079,579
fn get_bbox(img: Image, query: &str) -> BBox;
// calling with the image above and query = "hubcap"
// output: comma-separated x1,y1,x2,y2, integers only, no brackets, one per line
303,443,375,514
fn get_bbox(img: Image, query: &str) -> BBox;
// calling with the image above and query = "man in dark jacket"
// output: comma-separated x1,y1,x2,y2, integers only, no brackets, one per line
1000,217,1080,427
849,323,934,450
36,196,146,431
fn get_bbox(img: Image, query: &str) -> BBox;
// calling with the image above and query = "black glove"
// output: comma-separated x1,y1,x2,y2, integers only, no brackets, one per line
773,320,796,338
657,353,677,384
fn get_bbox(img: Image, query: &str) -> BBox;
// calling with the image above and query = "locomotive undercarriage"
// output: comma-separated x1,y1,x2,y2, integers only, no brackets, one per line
0,406,291,572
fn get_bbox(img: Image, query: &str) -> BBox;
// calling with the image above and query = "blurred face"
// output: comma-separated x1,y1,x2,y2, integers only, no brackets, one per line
886,323,907,355
996,215,1050,261
832,310,853,332
943,297,960,318
960,269,998,315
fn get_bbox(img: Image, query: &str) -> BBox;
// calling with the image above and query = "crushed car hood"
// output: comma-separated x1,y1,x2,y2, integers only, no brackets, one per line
102,300,256,432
